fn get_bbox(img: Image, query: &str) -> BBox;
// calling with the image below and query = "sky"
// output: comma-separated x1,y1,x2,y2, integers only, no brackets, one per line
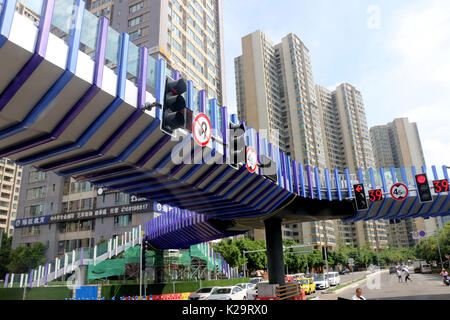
222,0,450,168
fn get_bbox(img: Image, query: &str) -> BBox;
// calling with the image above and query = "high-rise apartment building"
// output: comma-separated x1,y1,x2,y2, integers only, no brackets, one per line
370,118,440,248
0,158,22,237
236,31,387,250
88,0,226,105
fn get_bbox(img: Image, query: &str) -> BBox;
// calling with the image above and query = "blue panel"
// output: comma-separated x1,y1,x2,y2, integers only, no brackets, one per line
286,155,292,193
369,168,376,189
116,33,128,99
186,80,194,110
401,167,408,185
358,168,364,184
155,58,166,119
247,127,254,147
345,168,352,197
299,163,306,198
66,0,85,73
292,160,299,195
0,0,17,48
380,167,387,193
230,114,238,124
280,151,287,190
390,167,397,184
209,98,218,133
334,169,342,201
325,168,332,201
314,167,321,201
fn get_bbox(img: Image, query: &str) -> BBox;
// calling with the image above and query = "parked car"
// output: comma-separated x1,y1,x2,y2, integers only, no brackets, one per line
236,283,256,299
247,281,269,300
327,272,341,286
339,269,351,275
299,278,316,295
249,277,264,284
189,287,218,300
420,264,432,274
313,274,330,290
207,286,247,300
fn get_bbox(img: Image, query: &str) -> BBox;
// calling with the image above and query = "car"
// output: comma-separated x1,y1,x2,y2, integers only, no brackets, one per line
389,267,397,274
299,278,316,295
420,264,432,274
236,283,256,299
188,287,218,300
313,274,330,290
249,277,264,284
327,272,341,286
207,286,247,300
339,269,351,275
247,281,269,300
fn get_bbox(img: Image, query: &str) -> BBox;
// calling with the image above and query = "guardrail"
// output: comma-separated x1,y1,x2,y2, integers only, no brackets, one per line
276,283,306,301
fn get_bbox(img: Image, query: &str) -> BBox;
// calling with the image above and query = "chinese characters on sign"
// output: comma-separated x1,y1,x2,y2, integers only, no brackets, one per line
13,202,152,228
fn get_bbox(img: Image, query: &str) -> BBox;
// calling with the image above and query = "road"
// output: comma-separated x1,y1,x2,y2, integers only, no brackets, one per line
317,271,450,300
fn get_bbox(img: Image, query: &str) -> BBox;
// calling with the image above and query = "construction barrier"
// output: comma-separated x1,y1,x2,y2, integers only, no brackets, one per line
116,292,194,301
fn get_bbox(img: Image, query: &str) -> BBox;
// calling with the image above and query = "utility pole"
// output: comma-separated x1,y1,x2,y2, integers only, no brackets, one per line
322,221,329,274
243,250,246,278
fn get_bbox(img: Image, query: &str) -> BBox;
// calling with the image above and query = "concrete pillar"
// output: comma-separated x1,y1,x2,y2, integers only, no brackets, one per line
264,218,285,285
78,265,88,286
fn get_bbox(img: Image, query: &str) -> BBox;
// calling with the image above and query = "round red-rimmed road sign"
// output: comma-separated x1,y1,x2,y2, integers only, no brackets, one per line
193,113,212,147
390,183,409,201
246,146,258,173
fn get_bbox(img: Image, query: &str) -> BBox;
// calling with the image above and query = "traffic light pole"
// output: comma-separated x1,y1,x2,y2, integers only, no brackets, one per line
140,238,143,297
436,231,444,270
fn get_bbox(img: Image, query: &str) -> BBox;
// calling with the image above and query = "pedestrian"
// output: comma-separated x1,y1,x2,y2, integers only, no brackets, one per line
396,268,402,283
403,266,412,283
352,288,366,300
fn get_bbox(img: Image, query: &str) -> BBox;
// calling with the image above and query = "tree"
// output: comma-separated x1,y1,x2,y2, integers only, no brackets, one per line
0,236,12,279
7,243,47,274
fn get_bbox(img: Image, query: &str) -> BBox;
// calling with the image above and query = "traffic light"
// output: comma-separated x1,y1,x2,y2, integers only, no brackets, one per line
415,174,433,203
161,77,189,134
353,184,368,211
141,239,151,270
229,122,246,168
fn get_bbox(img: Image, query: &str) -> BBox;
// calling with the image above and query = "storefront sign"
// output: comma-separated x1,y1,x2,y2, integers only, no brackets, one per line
14,202,153,228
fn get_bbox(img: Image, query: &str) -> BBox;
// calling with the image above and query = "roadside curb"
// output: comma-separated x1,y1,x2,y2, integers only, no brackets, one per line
325,270,388,295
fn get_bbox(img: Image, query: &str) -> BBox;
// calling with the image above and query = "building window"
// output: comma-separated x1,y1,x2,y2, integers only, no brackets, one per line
129,1,144,14
25,204,45,217
26,186,46,200
28,171,46,183
128,15,143,28
114,214,132,227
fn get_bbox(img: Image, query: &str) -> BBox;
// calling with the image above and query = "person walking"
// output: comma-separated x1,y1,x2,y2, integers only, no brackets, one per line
396,267,402,283
403,266,412,283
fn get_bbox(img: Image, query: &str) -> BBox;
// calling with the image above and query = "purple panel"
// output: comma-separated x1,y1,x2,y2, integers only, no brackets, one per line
137,46,148,108
306,165,314,199
280,151,287,189
172,70,180,80
35,0,55,56
292,159,299,195
221,106,228,163
199,90,206,113
256,132,261,176
80,248,84,266
3,274,8,288
44,263,48,285
93,16,108,88
29,270,33,288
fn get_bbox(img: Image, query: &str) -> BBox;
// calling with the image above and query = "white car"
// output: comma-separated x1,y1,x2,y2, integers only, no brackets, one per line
327,272,341,286
207,286,248,300
314,275,330,290
249,277,264,284
188,287,218,300
236,283,256,299
247,281,268,300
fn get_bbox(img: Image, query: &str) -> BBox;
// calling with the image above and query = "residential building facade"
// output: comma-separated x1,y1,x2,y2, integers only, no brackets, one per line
0,158,22,237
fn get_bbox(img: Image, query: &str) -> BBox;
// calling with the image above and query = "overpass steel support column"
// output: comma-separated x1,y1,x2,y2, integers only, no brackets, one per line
264,218,285,285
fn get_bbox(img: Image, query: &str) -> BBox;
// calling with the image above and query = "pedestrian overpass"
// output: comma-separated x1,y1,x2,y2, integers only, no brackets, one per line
1,0,449,284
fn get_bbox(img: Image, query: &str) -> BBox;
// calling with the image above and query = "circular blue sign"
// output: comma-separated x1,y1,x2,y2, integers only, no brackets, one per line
419,231,426,237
